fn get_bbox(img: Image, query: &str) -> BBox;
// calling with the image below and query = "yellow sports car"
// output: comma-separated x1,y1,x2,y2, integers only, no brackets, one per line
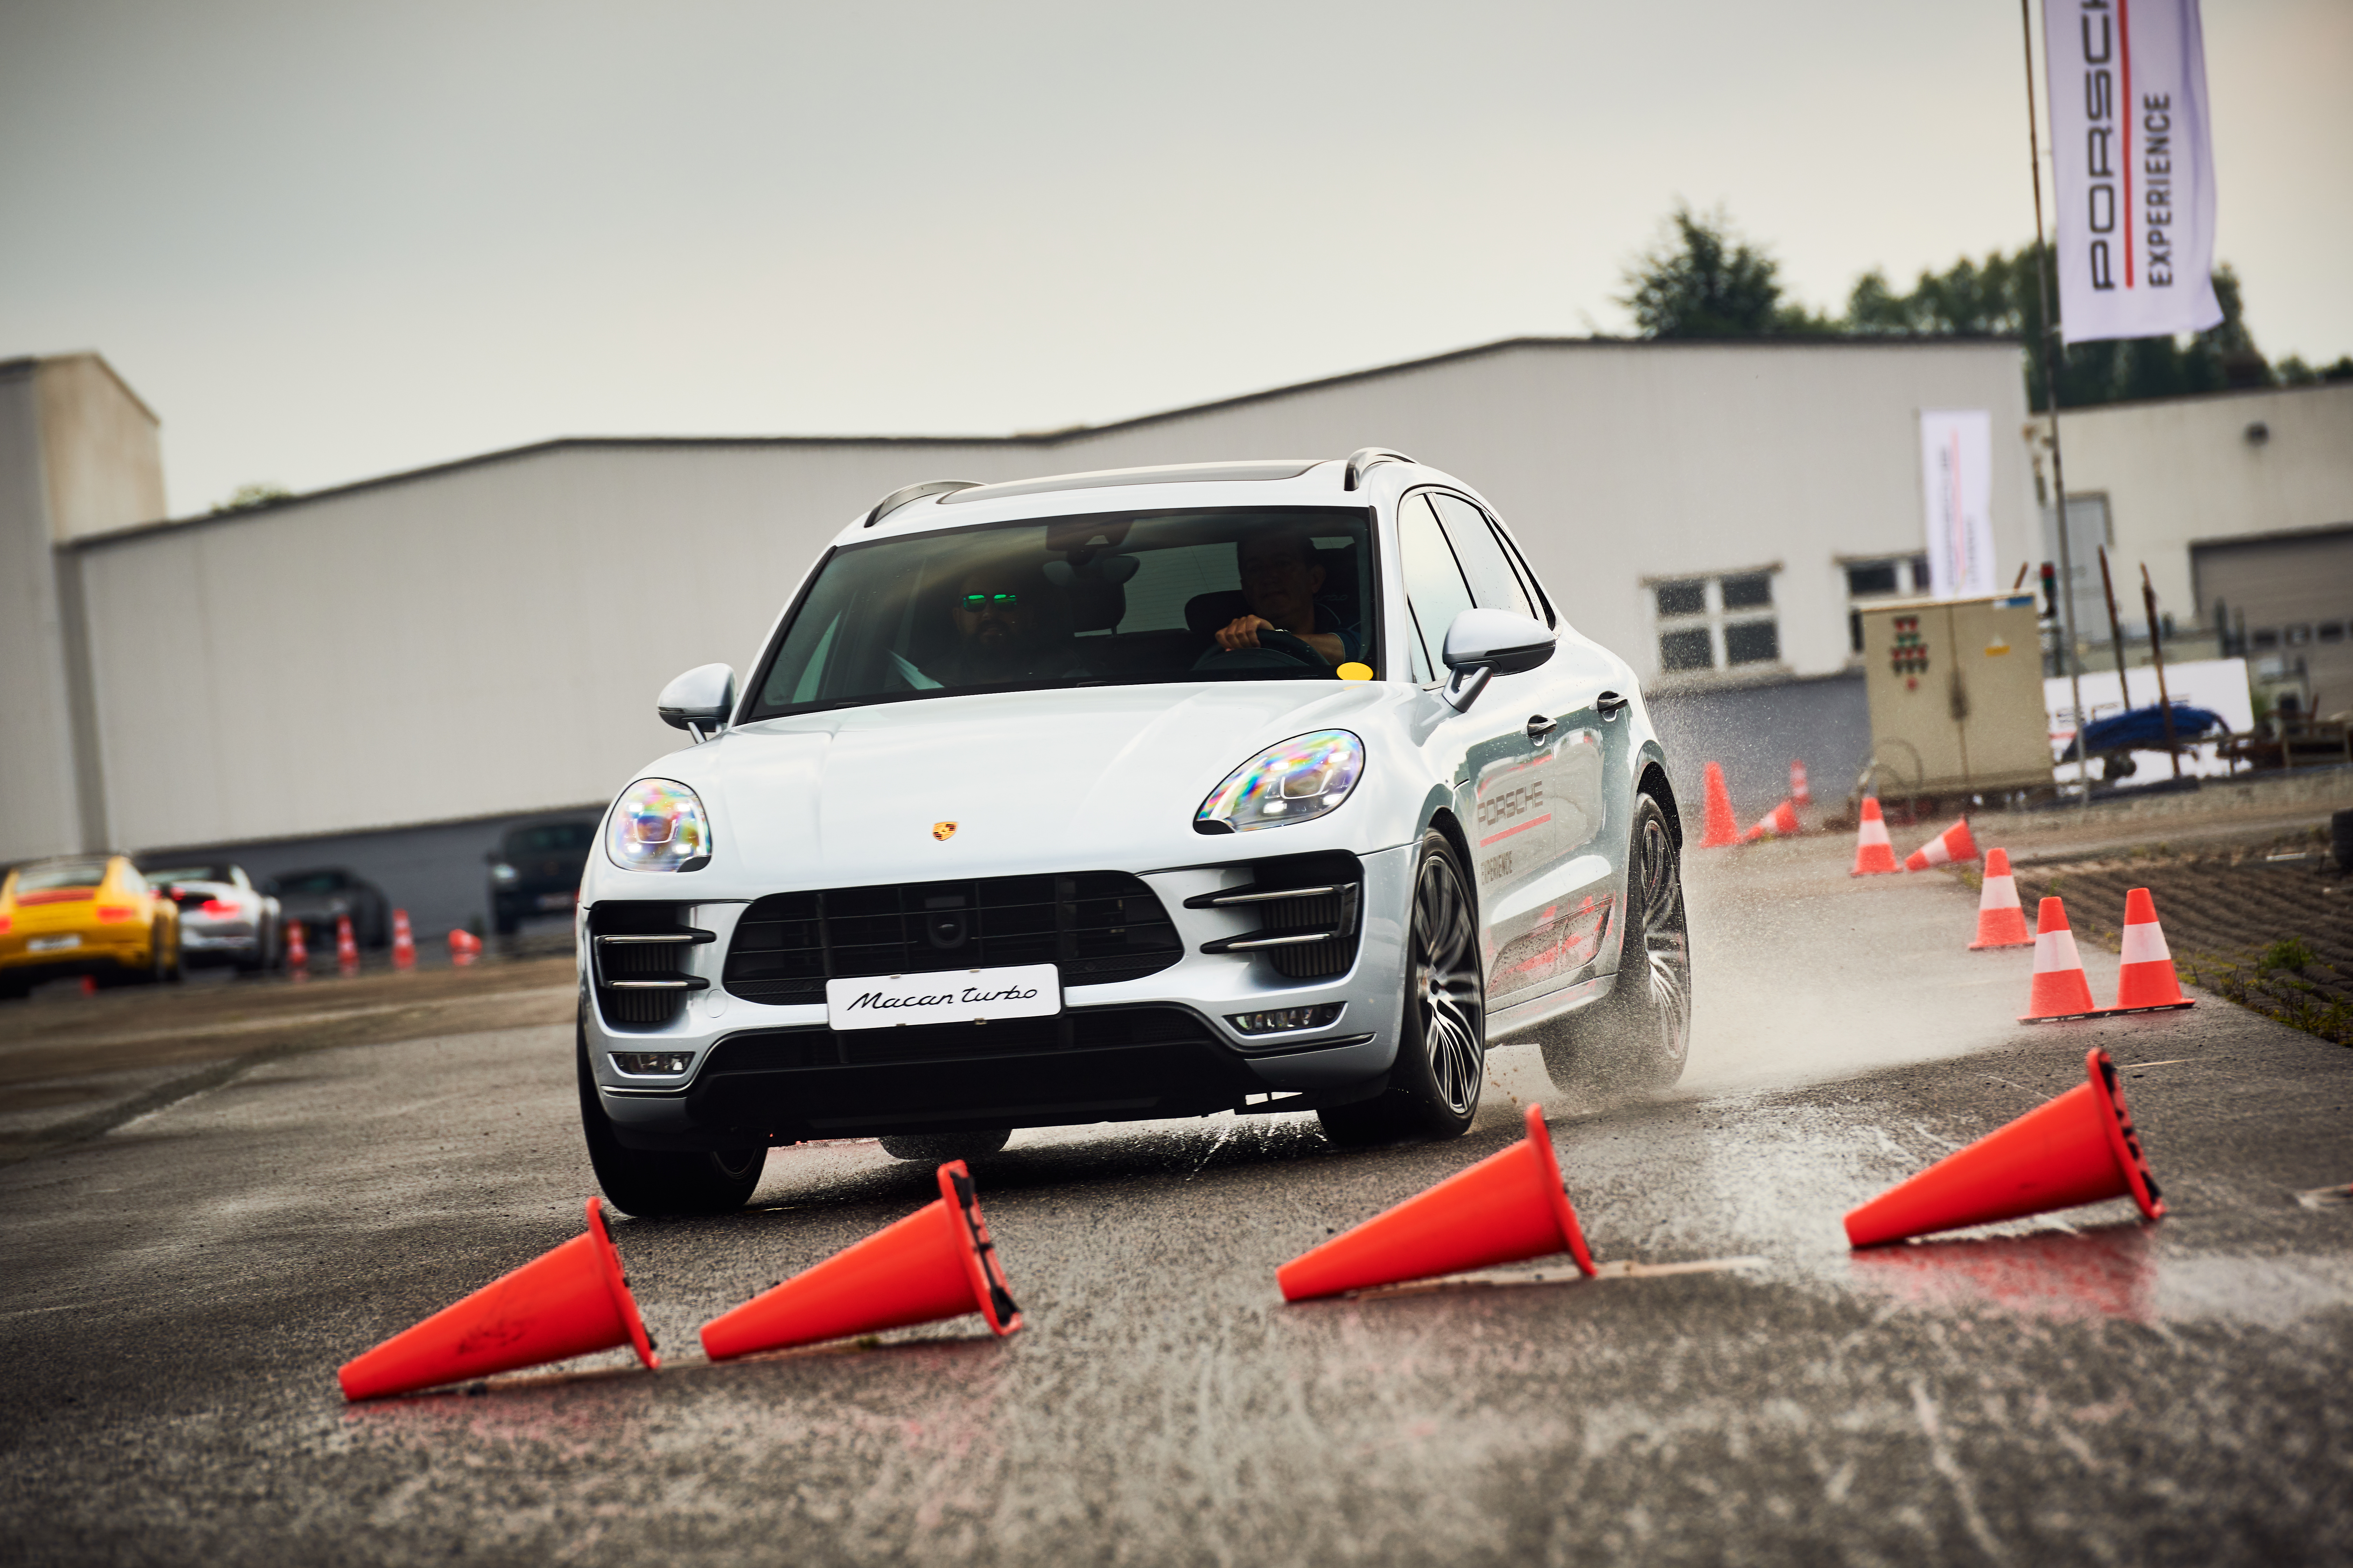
0,854,181,999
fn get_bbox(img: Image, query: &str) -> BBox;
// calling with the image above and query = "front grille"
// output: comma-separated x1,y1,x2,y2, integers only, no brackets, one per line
1188,850,1364,980
723,873,1181,1005
703,1004,1213,1073
591,901,713,1026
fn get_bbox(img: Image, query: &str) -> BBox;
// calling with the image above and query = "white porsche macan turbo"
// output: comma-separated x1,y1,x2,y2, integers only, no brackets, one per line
577,450,1691,1215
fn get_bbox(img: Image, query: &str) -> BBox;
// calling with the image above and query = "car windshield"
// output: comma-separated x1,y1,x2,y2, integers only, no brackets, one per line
507,824,594,855
143,864,235,885
274,871,350,895
11,859,111,893
748,506,1377,720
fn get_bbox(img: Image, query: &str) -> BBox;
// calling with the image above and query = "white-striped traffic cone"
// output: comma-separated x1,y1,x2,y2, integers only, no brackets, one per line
1851,797,1899,876
2020,897,2101,1022
2106,888,2195,1015
1968,848,2033,949
1905,818,1979,872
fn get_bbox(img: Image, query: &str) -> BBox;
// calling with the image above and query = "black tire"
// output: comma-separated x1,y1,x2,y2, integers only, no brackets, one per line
576,1012,764,1216
1538,792,1691,1097
878,1130,1011,1164
493,899,521,937
1318,830,1484,1146
0,974,29,1002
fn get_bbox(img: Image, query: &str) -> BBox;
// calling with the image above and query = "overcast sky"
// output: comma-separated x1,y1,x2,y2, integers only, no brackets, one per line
4,0,2346,518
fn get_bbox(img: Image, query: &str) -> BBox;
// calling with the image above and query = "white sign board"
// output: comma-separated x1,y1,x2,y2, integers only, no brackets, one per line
1920,410,1995,599
826,964,1062,1031
2043,0,2224,343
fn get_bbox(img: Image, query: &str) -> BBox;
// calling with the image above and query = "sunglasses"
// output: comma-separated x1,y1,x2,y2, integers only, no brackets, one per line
959,592,1020,609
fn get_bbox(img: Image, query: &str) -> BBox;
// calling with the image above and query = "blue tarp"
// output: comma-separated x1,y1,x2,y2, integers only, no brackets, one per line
2079,704,2226,754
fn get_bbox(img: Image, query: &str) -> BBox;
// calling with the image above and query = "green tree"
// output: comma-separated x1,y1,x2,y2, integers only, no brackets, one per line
211,482,292,514
1618,205,1832,338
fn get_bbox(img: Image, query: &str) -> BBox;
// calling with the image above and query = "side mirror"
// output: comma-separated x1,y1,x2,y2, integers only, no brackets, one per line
658,663,738,742
1438,608,1556,712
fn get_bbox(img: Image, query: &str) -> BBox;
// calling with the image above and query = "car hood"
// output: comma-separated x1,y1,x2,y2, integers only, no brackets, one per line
678,681,1398,890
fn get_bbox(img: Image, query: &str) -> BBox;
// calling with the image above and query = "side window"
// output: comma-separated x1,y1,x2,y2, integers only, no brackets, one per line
1396,493,1476,678
1429,494,1533,618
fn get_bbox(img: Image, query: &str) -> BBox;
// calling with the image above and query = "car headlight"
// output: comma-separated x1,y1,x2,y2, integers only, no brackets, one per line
1195,730,1364,833
490,863,519,884
607,779,713,872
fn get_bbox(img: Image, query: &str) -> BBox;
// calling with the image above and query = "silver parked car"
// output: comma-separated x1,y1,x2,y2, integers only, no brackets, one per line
139,861,283,973
576,452,1691,1215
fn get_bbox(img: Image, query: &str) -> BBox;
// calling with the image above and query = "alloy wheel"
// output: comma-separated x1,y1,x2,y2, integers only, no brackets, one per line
1412,849,1485,1116
1630,812,1692,1064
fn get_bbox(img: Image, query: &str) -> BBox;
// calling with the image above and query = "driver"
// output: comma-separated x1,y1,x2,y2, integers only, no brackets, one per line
1211,528,1361,666
941,563,1086,686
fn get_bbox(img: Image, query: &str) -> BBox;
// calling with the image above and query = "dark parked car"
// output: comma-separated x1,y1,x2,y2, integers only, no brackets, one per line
488,821,596,934
265,867,391,949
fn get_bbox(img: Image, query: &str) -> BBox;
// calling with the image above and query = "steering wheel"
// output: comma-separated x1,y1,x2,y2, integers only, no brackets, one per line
1195,629,1336,676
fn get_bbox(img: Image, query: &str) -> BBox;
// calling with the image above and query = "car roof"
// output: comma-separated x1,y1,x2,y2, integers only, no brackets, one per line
841,453,1460,545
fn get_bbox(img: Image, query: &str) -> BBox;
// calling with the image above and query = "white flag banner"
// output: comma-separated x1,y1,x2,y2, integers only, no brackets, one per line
1920,410,1995,599
2043,0,2224,343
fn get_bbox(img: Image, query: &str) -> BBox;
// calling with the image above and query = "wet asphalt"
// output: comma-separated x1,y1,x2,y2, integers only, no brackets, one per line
2,833,2350,1566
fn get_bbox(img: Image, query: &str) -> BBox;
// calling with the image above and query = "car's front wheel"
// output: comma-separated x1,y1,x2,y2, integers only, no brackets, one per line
1538,792,1691,1097
1318,830,1484,1147
576,1013,765,1216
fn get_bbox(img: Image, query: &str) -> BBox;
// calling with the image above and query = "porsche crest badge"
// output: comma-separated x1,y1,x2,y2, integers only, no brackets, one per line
932,821,958,842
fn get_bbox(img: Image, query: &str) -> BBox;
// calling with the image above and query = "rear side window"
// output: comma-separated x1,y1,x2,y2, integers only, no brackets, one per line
12,859,111,893
1396,494,1476,679
1428,494,1533,619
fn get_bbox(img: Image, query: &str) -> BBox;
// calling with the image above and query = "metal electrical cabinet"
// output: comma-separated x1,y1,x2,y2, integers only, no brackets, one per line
1860,594,2051,795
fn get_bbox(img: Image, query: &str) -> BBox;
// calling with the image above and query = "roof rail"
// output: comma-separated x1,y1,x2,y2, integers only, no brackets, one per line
863,479,981,528
1342,448,1416,491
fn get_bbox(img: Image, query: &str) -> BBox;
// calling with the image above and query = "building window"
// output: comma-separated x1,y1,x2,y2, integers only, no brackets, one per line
1845,555,1933,654
1653,570,1781,677
2320,622,2345,644
2252,628,2280,651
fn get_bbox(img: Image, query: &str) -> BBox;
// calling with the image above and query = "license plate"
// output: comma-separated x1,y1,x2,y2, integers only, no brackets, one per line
28,934,81,953
826,964,1061,1031
535,892,575,910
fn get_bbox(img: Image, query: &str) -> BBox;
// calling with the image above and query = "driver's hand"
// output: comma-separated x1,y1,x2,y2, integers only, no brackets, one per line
1214,614,1273,651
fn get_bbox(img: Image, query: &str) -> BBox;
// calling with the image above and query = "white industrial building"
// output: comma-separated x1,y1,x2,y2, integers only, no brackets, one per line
5,340,2347,935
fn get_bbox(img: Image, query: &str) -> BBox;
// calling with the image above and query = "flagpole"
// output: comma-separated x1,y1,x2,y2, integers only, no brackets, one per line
2021,0,2093,812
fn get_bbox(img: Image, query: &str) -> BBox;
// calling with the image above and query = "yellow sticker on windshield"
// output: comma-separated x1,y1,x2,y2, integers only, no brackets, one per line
1336,662,1374,681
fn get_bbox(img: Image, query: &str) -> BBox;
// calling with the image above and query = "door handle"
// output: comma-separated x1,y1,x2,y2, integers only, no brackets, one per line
1596,690,1629,719
1526,714,1558,741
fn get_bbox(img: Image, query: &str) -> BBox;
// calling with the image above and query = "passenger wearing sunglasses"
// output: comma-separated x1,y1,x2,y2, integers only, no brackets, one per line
940,564,1086,686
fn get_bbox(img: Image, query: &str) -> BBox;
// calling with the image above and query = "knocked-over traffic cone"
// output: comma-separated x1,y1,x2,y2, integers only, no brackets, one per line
2020,897,2101,1022
1790,758,1812,806
1905,818,1980,872
1968,848,2034,949
1850,797,1900,876
1844,1048,2164,1246
390,909,416,972
1741,800,1800,843
701,1161,1020,1359
335,913,359,977
1277,1103,1597,1302
2105,888,2196,1015
338,1198,658,1400
285,918,310,981
448,929,480,967
1699,762,1739,849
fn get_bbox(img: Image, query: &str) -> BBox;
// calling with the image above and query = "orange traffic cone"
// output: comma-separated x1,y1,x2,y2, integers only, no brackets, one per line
285,918,309,981
1968,848,2034,949
390,909,416,972
2019,897,2101,1022
448,929,479,967
1741,799,1800,843
1844,1048,2164,1246
1277,1103,1597,1302
1905,817,1980,871
1790,758,1811,806
1850,797,1900,876
2105,888,2196,1015
701,1161,1020,1359
338,1198,658,1400
78,975,98,997
1699,762,1738,849
335,913,359,977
